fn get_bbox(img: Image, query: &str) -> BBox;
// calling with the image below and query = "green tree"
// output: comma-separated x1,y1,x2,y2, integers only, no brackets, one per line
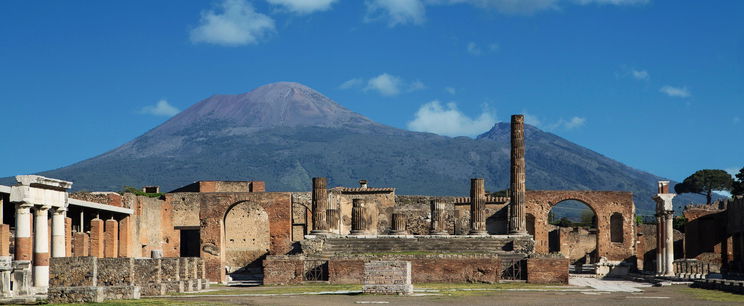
674,169,734,204
732,167,744,197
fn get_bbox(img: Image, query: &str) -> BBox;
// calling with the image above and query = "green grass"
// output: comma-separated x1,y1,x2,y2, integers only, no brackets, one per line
172,284,362,296
52,298,211,305
680,287,744,303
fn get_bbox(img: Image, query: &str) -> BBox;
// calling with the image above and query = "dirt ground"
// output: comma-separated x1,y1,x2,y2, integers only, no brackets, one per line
158,285,744,306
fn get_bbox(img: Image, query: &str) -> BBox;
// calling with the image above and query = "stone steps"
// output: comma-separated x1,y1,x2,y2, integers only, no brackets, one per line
318,237,518,256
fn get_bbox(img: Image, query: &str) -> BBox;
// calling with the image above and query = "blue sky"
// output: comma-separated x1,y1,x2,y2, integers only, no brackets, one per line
0,0,742,182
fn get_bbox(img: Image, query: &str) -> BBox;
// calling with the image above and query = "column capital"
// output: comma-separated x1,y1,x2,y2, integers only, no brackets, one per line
34,205,51,215
15,202,34,210
53,207,68,214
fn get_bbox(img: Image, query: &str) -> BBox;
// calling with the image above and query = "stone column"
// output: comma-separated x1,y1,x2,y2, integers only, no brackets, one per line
469,178,487,235
509,114,527,234
104,218,119,258
118,216,131,257
653,181,676,276
310,177,329,235
430,200,447,235
51,207,66,258
656,215,664,274
0,224,10,256
72,232,89,257
90,217,104,258
390,213,407,235
350,199,366,235
65,217,72,257
33,205,51,287
14,203,33,261
326,197,340,233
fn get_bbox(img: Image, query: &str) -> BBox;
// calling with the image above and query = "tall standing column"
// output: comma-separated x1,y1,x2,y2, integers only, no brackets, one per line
509,114,527,234
430,200,447,235
51,207,66,257
15,203,33,261
350,199,366,235
469,178,487,235
390,213,407,235
310,177,329,235
665,213,675,276
34,205,51,288
656,215,664,274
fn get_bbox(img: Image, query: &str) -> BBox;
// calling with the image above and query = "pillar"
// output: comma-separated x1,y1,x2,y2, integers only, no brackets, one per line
90,217,104,258
14,203,33,261
72,232,89,257
509,114,527,234
350,199,366,235
65,217,72,257
665,213,675,276
326,196,340,233
104,218,118,258
390,213,407,235
33,205,50,287
430,200,447,235
118,216,131,257
469,178,487,235
656,215,664,274
0,224,9,256
51,208,66,258
310,177,329,234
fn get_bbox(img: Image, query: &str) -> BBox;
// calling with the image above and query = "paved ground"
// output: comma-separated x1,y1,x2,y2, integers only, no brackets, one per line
155,279,744,306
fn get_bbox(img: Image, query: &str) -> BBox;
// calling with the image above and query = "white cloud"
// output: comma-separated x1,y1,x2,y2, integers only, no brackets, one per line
523,112,542,127
631,69,649,81
408,80,426,92
522,112,585,130
140,100,180,117
339,78,363,89
365,73,403,96
365,0,426,27
445,87,456,95
561,116,586,129
407,101,496,137
266,0,338,14
190,0,275,46
573,0,649,5
430,0,559,15
467,42,482,55
660,86,691,98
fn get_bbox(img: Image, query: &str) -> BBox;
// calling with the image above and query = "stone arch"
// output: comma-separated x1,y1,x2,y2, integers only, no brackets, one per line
610,213,624,243
525,191,636,262
223,200,270,274
547,199,599,261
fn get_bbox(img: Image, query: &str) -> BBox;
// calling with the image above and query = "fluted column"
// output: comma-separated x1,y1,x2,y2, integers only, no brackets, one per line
390,213,407,235
14,203,33,261
665,213,675,276
509,114,527,234
326,196,340,233
656,215,664,274
51,207,67,258
469,178,487,235
430,200,447,235
350,199,366,235
34,205,51,288
310,177,329,234
654,180,676,276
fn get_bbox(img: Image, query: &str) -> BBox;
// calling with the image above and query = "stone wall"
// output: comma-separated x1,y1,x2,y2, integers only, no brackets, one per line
124,194,178,258
262,256,304,285
49,257,97,287
526,255,569,284
684,205,731,263
97,258,135,286
636,224,684,272
525,190,635,262
553,226,597,263
363,261,412,295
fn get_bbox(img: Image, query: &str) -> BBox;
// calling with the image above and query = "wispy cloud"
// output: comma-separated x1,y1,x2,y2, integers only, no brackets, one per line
573,0,649,5
660,85,691,98
631,69,649,81
266,0,338,14
467,41,499,56
522,112,586,130
140,100,180,117
365,0,426,27
445,87,456,95
340,73,425,96
190,0,275,46
407,101,496,137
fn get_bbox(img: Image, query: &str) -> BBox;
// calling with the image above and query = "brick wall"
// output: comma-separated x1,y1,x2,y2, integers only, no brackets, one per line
526,256,569,284
262,256,304,285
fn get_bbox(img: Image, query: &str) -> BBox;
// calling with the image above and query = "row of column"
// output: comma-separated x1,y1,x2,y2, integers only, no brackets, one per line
70,216,131,258
15,204,69,288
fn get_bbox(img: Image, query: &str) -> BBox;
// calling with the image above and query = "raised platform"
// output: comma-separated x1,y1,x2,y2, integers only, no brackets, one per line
301,234,535,257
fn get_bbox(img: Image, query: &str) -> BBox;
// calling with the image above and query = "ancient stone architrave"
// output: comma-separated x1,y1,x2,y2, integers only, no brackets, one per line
389,213,407,235
310,177,329,234
469,178,487,235
350,199,367,235
430,200,447,235
509,114,527,234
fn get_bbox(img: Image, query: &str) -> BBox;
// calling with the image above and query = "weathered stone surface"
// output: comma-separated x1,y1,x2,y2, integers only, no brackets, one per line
102,285,140,300
47,286,104,303
50,257,97,287
161,258,180,281
363,261,412,295
526,255,569,284
263,256,304,285
133,258,161,286
97,258,135,286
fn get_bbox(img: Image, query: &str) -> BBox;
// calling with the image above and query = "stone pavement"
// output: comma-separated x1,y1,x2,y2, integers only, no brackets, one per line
569,277,651,293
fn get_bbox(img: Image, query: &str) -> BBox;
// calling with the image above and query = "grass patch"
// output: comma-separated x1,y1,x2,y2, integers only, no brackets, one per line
173,284,362,296
680,287,744,303
54,298,207,305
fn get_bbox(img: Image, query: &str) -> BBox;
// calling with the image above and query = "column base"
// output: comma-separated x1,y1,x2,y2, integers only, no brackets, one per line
349,230,366,236
388,230,408,235
429,231,448,235
309,230,330,236
468,230,488,236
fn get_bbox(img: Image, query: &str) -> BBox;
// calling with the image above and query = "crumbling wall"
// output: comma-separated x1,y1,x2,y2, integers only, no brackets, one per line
124,194,177,258
527,255,569,284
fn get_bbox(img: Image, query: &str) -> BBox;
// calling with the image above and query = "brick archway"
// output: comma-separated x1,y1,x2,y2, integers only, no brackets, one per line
525,191,635,262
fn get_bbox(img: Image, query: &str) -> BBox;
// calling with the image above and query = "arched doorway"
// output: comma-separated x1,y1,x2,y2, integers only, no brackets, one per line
223,201,270,280
547,200,598,265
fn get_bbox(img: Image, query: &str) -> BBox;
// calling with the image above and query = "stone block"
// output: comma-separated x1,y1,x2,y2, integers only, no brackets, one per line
141,282,167,296
363,261,413,295
161,258,180,281
527,256,569,284
104,219,119,258
184,279,194,292
11,261,31,296
50,257,97,287
103,285,141,300
65,217,72,257
179,257,192,280
133,258,161,285
263,256,304,285
163,280,184,294
47,286,104,303
72,232,89,257
201,279,210,290
118,217,132,257
90,219,104,258
0,225,9,256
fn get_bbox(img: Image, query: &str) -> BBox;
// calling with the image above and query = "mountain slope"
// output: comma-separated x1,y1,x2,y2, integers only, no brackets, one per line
6,82,707,214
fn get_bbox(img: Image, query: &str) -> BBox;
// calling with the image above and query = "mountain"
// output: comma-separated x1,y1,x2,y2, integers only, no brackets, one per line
4,82,708,215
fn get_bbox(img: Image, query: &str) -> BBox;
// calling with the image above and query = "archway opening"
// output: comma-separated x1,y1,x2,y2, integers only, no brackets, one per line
548,200,598,265
223,201,270,280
